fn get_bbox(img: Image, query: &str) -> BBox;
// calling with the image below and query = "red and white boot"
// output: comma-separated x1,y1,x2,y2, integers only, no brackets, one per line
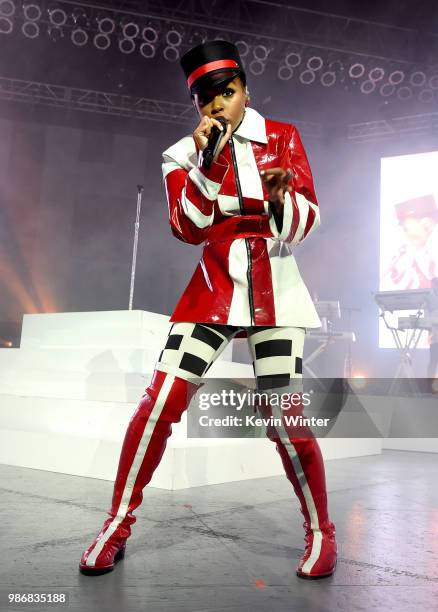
79,370,199,575
261,395,338,579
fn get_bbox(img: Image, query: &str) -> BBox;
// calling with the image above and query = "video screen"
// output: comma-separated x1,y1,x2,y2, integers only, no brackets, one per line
379,151,438,348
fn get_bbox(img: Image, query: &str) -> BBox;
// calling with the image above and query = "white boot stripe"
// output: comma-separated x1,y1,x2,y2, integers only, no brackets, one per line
85,375,175,566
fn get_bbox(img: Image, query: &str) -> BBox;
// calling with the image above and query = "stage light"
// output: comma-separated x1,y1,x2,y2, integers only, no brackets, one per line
121,20,139,39
235,40,250,57
163,45,179,61
97,16,115,35
21,20,39,37
380,83,395,97
140,41,155,58
249,60,265,75
360,79,376,94
299,69,316,85
48,24,63,42
388,70,404,85
369,67,384,82
410,70,426,87
429,75,438,90
93,32,110,50
277,64,293,80
397,85,413,100
71,27,88,46
307,55,323,71
349,63,365,79
321,70,336,87
72,6,87,28
285,51,301,67
418,89,434,103
23,2,41,21
189,29,206,46
253,44,269,61
48,7,67,27
142,25,159,43
165,28,182,47
119,37,135,54
0,16,13,32
0,0,15,16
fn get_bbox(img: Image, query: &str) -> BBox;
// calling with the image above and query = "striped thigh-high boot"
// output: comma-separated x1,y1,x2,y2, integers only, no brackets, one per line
248,326,337,579
79,369,199,575
267,395,337,578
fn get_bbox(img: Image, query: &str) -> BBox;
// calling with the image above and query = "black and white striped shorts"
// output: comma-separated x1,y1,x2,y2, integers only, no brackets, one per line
155,322,305,390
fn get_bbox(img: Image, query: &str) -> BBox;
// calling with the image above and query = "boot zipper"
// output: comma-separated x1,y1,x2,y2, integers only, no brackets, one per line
229,136,255,326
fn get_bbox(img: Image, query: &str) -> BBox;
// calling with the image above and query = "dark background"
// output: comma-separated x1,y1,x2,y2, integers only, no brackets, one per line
1,0,437,376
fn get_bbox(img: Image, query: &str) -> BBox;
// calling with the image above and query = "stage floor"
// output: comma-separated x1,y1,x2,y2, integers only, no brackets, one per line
1,449,437,612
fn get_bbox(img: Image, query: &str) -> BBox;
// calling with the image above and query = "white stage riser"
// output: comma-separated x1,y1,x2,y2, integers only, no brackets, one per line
0,394,383,489
0,310,384,489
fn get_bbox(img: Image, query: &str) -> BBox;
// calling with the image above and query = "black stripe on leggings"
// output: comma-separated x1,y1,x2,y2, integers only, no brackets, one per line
255,339,292,359
257,373,291,390
180,352,208,377
164,334,183,350
191,324,224,350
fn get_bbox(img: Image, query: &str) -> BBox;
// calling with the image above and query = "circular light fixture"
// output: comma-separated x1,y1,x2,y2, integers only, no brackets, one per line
418,89,434,103
369,67,384,82
140,41,155,58
349,63,365,79
23,3,41,21
285,51,301,68
429,75,438,90
397,86,413,100
97,16,115,35
93,33,111,50
142,25,158,43
249,60,265,75
388,70,405,85
321,70,336,87
307,56,323,71
163,45,179,61
119,37,135,54
410,71,426,87
380,83,395,97
166,29,182,47
360,79,376,94
235,40,250,57
71,27,88,46
21,20,39,38
0,0,15,17
253,44,269,61
0,16,13,33
299,69,316,85
122,21,139,39
48,7,67,27
277,65,293,80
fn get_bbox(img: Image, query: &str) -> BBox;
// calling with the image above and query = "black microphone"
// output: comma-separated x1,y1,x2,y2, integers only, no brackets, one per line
202,116,228,170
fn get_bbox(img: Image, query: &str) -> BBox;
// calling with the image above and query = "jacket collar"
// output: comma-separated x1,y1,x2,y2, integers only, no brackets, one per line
233,107,267,144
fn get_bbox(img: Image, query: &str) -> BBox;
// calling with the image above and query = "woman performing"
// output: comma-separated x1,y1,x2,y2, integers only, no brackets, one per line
79,40,337,580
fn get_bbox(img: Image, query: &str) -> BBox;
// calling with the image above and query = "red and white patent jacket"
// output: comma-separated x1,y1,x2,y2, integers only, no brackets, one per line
161,106,321,330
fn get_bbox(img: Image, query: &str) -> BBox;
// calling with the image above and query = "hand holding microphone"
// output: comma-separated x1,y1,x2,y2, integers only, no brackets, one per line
193,115,232,169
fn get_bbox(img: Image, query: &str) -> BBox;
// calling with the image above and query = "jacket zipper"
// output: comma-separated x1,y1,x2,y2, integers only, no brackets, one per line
229,136,255,326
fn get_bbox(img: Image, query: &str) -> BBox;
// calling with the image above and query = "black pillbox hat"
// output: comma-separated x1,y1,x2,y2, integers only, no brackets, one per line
180,40,245,93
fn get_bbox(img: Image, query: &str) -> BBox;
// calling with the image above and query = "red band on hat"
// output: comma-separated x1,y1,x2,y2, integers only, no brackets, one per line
187,59,239,88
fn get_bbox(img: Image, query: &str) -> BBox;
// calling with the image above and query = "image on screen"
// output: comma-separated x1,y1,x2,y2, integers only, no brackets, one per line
379,151,438,348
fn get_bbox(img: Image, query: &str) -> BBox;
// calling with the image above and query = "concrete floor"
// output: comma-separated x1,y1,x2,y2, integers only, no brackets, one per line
1,450,438,612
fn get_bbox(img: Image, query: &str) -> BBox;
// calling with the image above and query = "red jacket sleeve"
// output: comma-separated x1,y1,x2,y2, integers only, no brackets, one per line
268,124,320,244
162,138,230,245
